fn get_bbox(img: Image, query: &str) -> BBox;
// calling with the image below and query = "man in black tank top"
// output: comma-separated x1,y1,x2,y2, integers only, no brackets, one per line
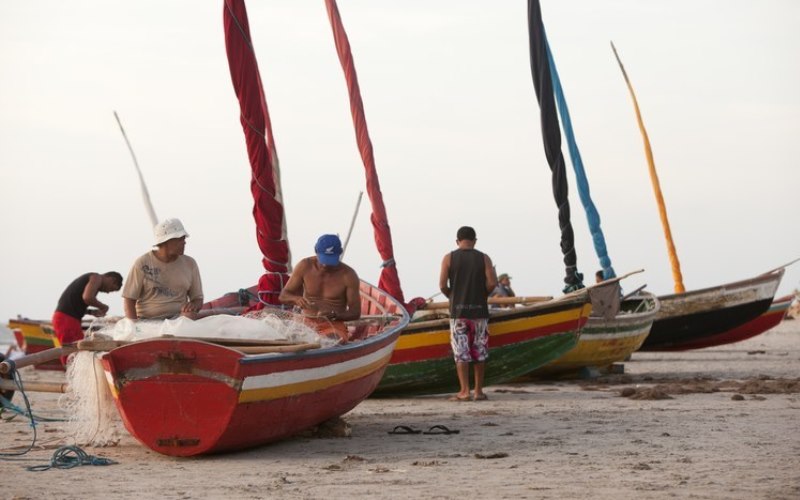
52,271,123,365
439,226,497,402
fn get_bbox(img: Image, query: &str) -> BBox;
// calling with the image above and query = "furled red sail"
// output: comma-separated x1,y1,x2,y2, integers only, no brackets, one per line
527,0,584,293
323,0,407,306
223,0,292,307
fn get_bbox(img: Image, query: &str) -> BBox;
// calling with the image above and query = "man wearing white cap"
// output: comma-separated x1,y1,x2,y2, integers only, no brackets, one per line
122,218,204,320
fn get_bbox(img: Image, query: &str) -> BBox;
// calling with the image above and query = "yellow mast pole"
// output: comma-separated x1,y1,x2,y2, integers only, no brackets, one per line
611,42,685,293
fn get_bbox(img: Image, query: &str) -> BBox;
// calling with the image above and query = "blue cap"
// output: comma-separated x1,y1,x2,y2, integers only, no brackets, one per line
315,234,343,266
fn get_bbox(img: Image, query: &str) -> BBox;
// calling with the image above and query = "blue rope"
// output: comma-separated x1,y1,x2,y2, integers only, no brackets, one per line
0,370,38,457
27,445,117,471
1,395,66,423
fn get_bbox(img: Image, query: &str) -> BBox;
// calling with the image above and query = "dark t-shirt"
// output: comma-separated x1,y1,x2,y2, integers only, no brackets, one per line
56,273,92,319
448,249,489,319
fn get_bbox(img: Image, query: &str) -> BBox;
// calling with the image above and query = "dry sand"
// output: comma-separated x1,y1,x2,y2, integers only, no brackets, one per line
1,321,799,499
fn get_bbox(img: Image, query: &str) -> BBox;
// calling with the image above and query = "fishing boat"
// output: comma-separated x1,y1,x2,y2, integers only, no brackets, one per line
374,293,591,396
522,4,658,375
7,317,109,371
611,44,787,351
100,281,407,457
641,272,785,351
322,2,595,396
98,0,411,456
534,290,659,375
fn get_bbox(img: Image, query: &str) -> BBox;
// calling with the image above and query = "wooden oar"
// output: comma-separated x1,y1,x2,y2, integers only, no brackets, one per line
424,295,553,310
0,379,67,394
0,346,76,374
0,336,320,374
76,338,320,354
235,343,320,354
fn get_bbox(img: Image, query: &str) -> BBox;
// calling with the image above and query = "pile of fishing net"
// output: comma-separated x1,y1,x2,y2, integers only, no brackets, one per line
60,309,335,446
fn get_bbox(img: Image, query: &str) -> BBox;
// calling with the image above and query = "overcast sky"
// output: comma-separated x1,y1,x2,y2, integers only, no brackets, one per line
1,0,798,323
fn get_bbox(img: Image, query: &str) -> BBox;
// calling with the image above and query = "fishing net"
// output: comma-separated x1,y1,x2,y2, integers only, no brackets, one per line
61,310,337,446
104,309,335,346
60,351,122,447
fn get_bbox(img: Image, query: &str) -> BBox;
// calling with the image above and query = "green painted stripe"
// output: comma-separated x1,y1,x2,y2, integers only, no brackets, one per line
374,332,577,396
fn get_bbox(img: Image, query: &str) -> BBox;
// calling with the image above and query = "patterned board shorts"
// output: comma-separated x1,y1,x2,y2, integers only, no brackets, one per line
449,318,489,363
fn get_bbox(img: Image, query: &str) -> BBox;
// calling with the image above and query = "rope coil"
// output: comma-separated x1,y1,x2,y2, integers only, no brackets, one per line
27,445,117,471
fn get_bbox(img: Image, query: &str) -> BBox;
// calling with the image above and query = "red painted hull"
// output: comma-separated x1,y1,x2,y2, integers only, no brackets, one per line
101,282,408,456
659,295,793,351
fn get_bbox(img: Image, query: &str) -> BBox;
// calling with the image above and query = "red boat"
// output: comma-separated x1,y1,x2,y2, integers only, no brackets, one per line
101,281,408,457
653,293,793,351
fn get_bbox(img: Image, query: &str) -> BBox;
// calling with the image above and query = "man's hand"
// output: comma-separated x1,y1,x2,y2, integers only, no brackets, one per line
294,296,312,310
317,310,338,321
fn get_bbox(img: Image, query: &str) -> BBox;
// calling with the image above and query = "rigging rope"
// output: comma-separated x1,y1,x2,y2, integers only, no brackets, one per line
26,445,117,472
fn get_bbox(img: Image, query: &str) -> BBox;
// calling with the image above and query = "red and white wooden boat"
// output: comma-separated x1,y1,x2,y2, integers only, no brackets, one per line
100,281,407,457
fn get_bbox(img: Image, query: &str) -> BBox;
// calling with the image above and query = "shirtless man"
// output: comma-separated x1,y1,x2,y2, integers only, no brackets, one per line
279,234,361,323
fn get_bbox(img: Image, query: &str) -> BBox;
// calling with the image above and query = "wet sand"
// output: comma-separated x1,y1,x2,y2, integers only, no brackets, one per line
1,321,798,499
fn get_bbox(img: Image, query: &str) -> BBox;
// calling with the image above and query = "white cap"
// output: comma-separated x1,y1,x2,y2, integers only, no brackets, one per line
153,218,189,245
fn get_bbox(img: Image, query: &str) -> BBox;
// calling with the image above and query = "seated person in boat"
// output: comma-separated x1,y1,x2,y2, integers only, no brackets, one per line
52,271,123,363
279,234,361,340
122,218,204,320
489,272,515,308
595,270,605,283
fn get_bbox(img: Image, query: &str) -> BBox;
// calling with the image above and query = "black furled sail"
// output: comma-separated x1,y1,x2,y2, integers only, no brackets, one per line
527,0,584,293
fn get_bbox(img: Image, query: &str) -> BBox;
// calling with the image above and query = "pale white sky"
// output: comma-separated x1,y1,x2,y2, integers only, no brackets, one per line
1,0,798,323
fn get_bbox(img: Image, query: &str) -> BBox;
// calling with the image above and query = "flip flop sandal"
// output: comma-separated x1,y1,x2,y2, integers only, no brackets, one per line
423,425,460,435
447,395,470,402
387,425,422,435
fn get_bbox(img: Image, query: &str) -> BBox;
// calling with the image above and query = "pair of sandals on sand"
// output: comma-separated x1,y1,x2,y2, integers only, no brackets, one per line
388,425,460,435
448,393,488,402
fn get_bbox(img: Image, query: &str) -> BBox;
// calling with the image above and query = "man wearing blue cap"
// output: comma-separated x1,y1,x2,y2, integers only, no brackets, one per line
279,234,361,336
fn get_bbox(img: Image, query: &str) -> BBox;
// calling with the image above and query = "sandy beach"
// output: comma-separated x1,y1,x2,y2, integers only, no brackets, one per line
1,320,798,500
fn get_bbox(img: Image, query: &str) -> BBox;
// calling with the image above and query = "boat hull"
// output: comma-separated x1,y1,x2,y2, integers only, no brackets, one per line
7,319,62,371
534,292,659,374
654,294,792,351
640,270,783,351
373,294,591,396
101,282,408,456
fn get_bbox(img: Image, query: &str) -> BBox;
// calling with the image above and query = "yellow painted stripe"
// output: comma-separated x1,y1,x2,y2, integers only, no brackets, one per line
14,326,55,342
104,370,119,399
396,306,587,351
550,331,649,368
238,352,391,403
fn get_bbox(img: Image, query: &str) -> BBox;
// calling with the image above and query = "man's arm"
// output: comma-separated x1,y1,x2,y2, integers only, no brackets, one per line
123,297,138,320
279,259,310,309
484,255,498,295
339,270,361,321
438,253,451,298
82,273,109,317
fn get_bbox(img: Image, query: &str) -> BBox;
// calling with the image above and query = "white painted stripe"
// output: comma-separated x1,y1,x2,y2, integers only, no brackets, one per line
580,327,651,341
241,342,396,391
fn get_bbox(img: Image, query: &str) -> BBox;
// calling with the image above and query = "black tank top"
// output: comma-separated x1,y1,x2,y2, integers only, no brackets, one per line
448,249,489,319
56,273,92,319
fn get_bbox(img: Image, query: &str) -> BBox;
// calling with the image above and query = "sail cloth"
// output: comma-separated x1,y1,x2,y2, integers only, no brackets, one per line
223,0,292,306
527,0,584,293
323,0,407,306
610,42,685,293
545,36,616,281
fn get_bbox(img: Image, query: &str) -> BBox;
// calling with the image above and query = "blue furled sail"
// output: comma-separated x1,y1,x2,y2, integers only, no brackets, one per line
544,33,617,281
527,0,585,293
